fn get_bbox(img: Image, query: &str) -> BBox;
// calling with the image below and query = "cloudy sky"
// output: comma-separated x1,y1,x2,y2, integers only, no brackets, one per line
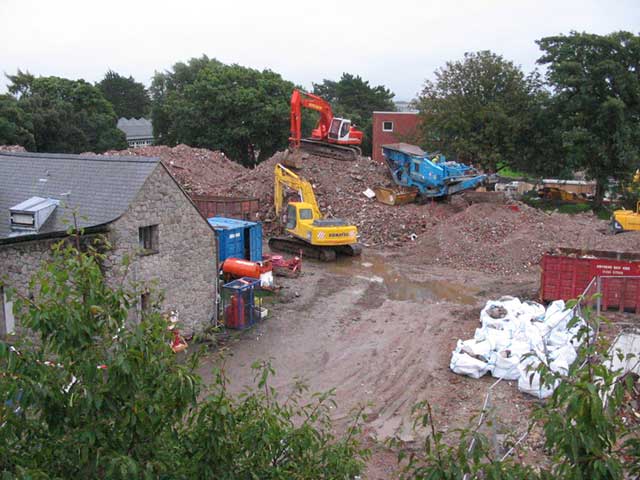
1,0,638,101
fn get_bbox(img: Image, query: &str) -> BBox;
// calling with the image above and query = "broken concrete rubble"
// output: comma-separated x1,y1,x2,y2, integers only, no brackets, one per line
81,144,640,274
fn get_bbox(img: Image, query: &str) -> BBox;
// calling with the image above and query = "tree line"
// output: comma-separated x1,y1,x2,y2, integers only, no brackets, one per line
0,31,638,200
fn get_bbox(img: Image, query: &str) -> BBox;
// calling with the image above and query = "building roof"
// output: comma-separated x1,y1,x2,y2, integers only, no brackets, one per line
117,118,153,140
0,151,159,242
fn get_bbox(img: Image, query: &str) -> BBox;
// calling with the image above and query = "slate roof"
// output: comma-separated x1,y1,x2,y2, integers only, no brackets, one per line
0,151,159,242
117,118,153,140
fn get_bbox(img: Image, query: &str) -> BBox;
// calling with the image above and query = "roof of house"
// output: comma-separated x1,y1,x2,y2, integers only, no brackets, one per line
0,151,159,242
117,118,153,140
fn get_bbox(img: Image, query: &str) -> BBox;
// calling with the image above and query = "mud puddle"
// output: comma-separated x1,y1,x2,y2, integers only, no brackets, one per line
326,253,477,304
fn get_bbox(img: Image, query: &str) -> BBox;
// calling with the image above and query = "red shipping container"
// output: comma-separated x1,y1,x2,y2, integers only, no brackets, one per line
540,248,640,313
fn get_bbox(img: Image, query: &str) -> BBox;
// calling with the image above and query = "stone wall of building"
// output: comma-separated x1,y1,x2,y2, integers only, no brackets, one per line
0,234,104,335
107,164,217,334
0,237,58,335
0,163,217,336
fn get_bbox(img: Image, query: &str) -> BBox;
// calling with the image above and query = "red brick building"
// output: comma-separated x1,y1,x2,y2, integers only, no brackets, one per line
372,111,421,162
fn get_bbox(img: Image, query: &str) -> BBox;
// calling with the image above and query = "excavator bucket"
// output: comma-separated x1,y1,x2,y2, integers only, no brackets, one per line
281,148,305,169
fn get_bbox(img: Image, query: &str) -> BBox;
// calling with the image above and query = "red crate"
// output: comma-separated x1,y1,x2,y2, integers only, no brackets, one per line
540,248,640,312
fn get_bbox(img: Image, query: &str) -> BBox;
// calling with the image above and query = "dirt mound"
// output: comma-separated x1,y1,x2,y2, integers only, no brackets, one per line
409,202,640,275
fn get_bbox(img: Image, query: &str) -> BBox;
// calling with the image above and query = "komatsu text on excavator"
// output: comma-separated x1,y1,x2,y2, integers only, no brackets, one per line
268,163,362,261
283,89,363,167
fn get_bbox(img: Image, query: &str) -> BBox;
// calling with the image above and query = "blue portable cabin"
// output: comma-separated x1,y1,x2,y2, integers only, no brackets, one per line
207,216,262,263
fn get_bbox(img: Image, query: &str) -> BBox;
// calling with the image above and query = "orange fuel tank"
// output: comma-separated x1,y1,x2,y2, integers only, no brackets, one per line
222,258,271,279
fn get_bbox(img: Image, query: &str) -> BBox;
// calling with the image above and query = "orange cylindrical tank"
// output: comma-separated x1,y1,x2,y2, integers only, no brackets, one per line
222,258,264,279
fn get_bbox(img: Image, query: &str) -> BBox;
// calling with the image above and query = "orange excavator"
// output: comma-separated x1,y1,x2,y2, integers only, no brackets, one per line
283,89,363,167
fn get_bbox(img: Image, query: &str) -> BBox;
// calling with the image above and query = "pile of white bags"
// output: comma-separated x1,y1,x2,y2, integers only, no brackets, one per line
449,296,587,399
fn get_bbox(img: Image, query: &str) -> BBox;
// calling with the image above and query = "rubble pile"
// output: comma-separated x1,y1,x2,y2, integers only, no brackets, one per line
86,144,452,245
225,151,463,245
411,202,640,275
85,144,639,255
92,145,246,195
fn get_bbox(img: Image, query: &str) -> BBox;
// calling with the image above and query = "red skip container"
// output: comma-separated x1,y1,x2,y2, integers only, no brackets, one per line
540,248,640,313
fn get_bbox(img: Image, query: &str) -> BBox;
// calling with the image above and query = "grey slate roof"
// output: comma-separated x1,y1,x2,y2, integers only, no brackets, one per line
117,118,153,140
0,151,159,241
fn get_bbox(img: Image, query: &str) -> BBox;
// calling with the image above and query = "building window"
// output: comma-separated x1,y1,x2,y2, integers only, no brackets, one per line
139,224,159,254
382,121,394,132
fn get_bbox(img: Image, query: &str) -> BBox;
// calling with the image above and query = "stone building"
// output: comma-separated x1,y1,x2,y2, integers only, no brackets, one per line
0,151,217,336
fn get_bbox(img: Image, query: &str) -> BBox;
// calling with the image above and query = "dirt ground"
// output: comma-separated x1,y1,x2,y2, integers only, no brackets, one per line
198,250,563,478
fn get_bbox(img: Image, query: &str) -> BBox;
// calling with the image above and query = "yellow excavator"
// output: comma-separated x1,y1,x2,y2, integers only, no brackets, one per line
269,163,362,261
612,169,640,233
611,201,640,233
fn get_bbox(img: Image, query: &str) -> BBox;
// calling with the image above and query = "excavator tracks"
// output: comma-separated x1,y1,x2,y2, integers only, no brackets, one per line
300,139,361,162
268,236,362,262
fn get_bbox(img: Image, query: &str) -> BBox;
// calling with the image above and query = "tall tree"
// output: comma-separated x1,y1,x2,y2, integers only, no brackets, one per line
97,70,150,119
313,73,395,156
0,94,35,150
151,55,294,166
537,31,640,205
5,70,127,153
417,51,541,173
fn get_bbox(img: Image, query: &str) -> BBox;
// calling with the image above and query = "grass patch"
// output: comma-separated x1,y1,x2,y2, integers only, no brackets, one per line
496,163,528,179
521,194,596,215
556,203,592,214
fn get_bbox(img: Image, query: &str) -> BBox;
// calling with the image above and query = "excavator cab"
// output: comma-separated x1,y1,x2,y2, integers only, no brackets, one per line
328,118,353,143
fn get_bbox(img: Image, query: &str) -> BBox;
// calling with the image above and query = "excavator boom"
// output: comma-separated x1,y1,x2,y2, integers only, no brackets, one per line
285,89,363,166
274,163,321,219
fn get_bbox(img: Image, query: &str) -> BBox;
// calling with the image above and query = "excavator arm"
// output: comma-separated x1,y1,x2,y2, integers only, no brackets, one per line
289,89,335,148
274,163,322,218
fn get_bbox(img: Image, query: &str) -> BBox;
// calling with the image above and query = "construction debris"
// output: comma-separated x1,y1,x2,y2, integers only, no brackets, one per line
81,144,640,266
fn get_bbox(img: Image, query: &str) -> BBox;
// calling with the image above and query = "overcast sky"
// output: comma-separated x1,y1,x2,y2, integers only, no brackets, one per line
1,0,638,101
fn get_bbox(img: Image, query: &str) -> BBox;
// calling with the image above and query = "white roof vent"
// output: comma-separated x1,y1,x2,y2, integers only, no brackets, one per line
10,196,59,233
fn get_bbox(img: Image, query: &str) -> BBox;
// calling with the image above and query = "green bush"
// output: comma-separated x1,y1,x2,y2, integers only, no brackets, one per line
0,237,367,478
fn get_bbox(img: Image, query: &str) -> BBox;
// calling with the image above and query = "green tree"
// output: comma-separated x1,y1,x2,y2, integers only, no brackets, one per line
96,70,150,119
0,236,367,478
417,51,542,173
537,31,640,205
313,73,395,156
5,70,127,153
0,94,35,150
151,55,294,166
